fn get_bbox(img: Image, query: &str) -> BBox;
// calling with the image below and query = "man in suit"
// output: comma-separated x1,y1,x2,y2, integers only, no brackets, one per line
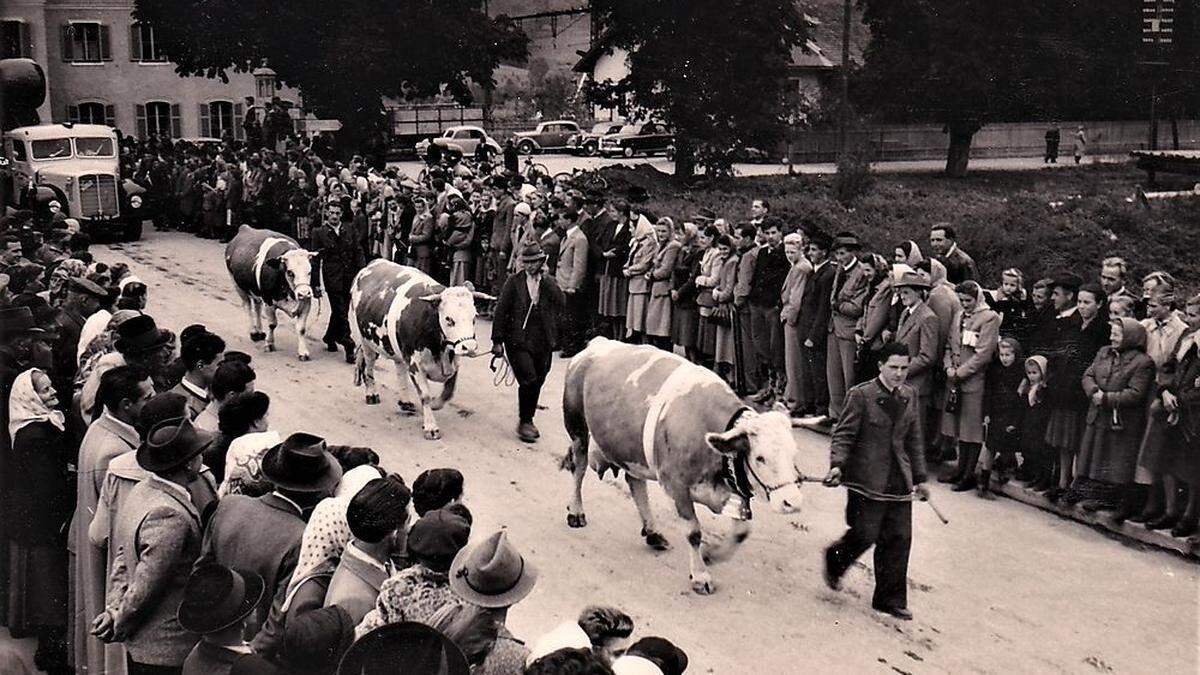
488,176,516,296
583,191,618,338
195,433,341,656
746,217,790,402
325,476,410,624
731,223,761,394
312,197,365,362
928,223,977,285
892,272,940,449
93,418,213,674
798,234,835,418
169,329,225,420
492,243,565,442
826,234,871,422
555,205,590,357
823,343,929,620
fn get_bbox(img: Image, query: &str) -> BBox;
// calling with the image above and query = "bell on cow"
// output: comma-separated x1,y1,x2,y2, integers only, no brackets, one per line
721,494,751,521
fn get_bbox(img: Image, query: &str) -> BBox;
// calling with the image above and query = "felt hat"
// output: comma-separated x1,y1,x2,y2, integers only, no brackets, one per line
0,306,45,338
177,564,265,634
893,270,931,290
68,276,109,300
517,242,547,264
114,314,171,354
260,432,343,493
1052,273,1083,292
338,622,469,675
407,508,472,573
136,417,214,473
449,530,538,609
832,232,862,250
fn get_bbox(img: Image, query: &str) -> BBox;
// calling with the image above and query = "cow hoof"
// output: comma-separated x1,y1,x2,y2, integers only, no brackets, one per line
643,531,670,551
250,332,265,342
690,574,716,595
567,513,588,528
298,354,310,362
397,401,418,415
424,428,442,441
365,394,380,405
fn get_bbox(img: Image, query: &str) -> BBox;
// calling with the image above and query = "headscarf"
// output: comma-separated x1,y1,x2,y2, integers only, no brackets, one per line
955,280,990,315
8,369,65,440
1020,355,1049,406
926,258,949,287
897,240,924,267
282,464,383,611
1112,316,1148,352
632,213,655,241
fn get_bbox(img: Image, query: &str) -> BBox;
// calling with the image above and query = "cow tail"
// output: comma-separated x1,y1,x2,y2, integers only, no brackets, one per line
353,346,366,387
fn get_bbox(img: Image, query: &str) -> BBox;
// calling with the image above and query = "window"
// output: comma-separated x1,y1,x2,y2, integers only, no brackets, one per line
61,22,111,63
137,101,180,140
31,139,72,160
69,102,115,126
9,140,27,162
76,137,115,157
129,22,165,62
200,101,243,140
1,20,31,58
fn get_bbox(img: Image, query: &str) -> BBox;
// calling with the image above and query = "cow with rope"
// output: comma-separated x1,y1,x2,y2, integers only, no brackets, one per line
561,337,807,595
224,225,319,361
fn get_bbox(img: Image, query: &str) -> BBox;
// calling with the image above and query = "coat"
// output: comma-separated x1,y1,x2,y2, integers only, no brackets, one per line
311,221,365,293
945,307,1002,395
1079,327,1155,484
800,261,835,346
195,493,306,645
491,272,565,354
830,260,872,340
6,421,73,545
623,236,657,295
779,258,812,326
107,477,203,666
554,226,588,293
859,280,895,350
938,245,978,284
829,379,928,497
1163,336,1200,481
324,543,390,626
894,302,940,398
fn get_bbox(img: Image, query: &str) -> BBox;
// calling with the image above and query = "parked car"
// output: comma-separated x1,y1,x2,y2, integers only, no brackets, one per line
3,123,149,240
598,122,675,158
512,120,581,154
414,126,502,161
566,122,626,156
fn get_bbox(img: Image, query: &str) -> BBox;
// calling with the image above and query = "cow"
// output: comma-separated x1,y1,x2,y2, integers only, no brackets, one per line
349,259,494,440
225,225,317,360
562,338,807,595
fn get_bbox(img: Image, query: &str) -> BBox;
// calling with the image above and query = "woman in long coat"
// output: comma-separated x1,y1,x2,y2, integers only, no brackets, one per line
407,196,436,274
622,217,658,342
6,368,72,671
856,253,895,384
597,207,634,338
1075,317,1155,512
942,281,1002,491
645,218,680,349
779,233,812,413
709,235,738,382
692,228,721,366
670,223,704,360
1160,294,1200,536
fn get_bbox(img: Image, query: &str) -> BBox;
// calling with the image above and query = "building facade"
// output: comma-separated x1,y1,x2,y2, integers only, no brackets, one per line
2,0,298,140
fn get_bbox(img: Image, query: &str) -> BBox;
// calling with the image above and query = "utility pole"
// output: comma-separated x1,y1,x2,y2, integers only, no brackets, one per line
839,0,851,157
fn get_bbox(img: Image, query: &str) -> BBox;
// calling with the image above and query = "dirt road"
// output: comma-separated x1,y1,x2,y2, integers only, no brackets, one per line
105,232,1196,674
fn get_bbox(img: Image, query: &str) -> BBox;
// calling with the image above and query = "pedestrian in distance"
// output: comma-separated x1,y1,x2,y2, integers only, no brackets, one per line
1044,125,1060,163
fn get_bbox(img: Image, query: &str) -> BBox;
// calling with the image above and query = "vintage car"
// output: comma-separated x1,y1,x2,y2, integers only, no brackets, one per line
3,123,149,240
566,121,625,156
512,120,581,154
414,125,502,160
598,122,675,158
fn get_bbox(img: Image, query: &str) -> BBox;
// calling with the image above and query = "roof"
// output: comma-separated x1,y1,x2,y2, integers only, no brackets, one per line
8,124,116,140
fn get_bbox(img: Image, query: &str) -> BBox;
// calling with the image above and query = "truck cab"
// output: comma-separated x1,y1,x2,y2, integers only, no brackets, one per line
3,123,147,240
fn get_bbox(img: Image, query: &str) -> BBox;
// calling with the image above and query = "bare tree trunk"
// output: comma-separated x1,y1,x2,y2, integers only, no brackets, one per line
673,136,696,178
944,120,980,177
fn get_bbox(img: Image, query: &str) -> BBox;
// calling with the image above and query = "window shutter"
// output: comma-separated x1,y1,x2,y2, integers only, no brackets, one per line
61,24,74,61
233,103,245,140
198,103,211,138
170,103,182,138
105,104,116,128
99,24,111,61
67,105,80,123
135,104,147,140
129,23,142,61
19,21,32,58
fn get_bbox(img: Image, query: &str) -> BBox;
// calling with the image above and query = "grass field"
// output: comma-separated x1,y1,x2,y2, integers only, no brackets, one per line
600,162,1200,290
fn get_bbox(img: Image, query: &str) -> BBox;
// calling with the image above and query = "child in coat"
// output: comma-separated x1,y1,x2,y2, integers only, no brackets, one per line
982,338,1026,497
1019,355,1053,491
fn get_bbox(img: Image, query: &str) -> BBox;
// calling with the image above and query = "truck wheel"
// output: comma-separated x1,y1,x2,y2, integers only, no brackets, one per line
623,146,635,158
124,220,143,241
518,140,537,155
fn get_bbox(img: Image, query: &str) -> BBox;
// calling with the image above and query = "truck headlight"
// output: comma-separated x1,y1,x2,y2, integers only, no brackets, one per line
130,195,143,209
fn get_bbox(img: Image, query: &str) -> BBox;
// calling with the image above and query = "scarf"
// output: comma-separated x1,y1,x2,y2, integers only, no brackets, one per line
1021,356,1049,407
8,369,66,440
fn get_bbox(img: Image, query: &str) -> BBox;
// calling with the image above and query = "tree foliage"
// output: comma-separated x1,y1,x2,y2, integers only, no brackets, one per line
584,0,808,177
133,0,528,153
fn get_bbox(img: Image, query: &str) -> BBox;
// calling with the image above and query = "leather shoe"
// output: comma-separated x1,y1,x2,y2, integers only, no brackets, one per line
873,605,912,621
517,422,538,443
325,342,338,352
951,479,976,492
1170,519,1198,538
1145,513,1180,531
822,550,842,591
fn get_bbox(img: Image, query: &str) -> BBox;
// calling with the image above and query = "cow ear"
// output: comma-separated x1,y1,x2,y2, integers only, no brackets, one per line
265,258,283,269
705,428,750,457
461,280,476,293
418,293,442,304
472,291,497,302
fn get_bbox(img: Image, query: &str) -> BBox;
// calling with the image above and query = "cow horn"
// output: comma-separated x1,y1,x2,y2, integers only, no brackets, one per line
418,293,442,303
472,292,497,302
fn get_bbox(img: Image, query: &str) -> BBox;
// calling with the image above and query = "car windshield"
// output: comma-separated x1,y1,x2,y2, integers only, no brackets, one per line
31,138,72,159
75,137,115,157
592,123,616,134
617,125,639,134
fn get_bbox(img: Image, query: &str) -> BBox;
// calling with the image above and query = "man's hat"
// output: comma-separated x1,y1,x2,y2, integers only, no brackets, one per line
114,314,171,354
893,270,931,290
0,306,46,338
178,564,265,634
136,417,214,473
68,276,109,300
1052,273,1083,292
448,530,538,609
338,622,469,675
517,242,547,264
832,232,862,251
260,432,343,493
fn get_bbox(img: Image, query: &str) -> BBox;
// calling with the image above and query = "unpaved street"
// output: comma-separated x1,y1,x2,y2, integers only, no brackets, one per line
106,232,1197,674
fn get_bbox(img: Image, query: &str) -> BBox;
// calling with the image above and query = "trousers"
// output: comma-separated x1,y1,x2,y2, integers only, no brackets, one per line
508,348,552,423
323,285,353,347
127,654,182,675
801,340,829,411
825,492,912,611
749,304,784,375
560,292,588,353
826,332,857,419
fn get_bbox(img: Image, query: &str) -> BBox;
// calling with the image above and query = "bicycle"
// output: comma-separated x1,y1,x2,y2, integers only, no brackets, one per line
553,167,610,192
522,157,550,183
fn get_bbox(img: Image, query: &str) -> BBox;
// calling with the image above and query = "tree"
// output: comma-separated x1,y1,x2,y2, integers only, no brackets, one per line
584,0,808,177
133,0,527,156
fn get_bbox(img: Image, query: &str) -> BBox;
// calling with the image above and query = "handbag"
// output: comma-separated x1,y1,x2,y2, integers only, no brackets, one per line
709,305,732,327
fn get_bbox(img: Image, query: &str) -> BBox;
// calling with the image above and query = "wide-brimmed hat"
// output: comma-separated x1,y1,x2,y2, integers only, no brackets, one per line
449,530,538,609
893,270,931,290
832,233,862,250
408,508,472,573
0,306,46,339
260,432,343,493
517,243,547,264
178,564,265,634
136,417,214,473
114,314,171,354
338,622,469,675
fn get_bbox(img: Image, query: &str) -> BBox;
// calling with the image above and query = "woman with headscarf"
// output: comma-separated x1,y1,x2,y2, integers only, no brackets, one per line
893,240,924,269
622,215,658,344
1073,317,1155,513
941,281,1002,492
6,368,72,672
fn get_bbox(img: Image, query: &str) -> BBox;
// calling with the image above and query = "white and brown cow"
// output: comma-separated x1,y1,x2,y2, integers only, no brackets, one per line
563,337,806,594
225,225,317,360
349,259,493,440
